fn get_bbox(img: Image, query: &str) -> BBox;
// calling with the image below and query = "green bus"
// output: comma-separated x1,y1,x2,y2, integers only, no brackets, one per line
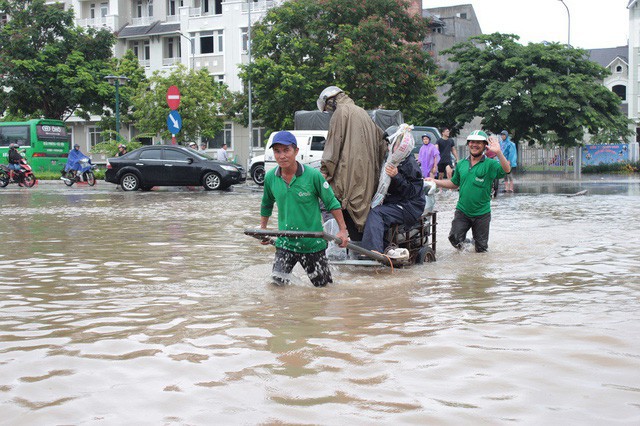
0,119,71,172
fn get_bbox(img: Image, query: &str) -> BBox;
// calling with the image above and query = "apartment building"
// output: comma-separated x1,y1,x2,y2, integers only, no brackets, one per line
61,0,282,166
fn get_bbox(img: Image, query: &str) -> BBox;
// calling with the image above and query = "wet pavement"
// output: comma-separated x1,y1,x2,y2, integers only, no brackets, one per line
0,175,639,424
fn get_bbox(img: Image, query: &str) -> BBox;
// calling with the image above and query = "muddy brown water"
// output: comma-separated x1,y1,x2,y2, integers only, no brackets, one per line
1,177,639,424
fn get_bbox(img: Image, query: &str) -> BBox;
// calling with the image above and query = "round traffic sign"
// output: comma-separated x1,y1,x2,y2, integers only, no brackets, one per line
166,85,181,110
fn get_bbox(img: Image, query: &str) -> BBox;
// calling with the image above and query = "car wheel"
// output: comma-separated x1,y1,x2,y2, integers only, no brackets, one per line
251,163,265,186
203,172,222,190
120,173,140,191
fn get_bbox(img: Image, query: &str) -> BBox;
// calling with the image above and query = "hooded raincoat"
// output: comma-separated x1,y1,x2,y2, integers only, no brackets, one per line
320,94,387,231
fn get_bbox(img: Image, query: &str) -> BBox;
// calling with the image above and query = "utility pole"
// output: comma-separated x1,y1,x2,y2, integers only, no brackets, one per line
247,0,254,164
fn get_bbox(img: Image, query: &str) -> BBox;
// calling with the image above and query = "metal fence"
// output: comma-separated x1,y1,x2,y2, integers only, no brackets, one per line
456,143,579,174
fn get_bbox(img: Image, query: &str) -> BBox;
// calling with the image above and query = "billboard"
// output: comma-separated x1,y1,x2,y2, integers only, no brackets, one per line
582,144,629,166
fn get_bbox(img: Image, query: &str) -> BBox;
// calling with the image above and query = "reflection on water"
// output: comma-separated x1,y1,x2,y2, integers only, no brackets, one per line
0,179,639,424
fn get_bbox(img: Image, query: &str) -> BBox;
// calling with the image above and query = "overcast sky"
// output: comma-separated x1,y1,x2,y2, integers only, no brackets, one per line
423,0,629,49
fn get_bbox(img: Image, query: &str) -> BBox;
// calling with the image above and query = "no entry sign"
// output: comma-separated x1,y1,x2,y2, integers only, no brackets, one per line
166,85,181,110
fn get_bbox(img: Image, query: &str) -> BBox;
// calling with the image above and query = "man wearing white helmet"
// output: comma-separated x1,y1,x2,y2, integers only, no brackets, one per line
428,130,511,252
317,86,387,238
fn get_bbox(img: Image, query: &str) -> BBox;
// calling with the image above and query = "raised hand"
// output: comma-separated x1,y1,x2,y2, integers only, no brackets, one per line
487,135,502,154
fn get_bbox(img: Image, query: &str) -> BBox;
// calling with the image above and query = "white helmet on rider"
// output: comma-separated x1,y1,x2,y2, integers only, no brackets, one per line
466,130,489,145
9,143,17,149
317,86,344,112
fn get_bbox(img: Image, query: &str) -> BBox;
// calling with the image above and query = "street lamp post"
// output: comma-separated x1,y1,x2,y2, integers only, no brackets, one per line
558,0,570,47
104,75,130,141
247,0,254,163
178,32,195,70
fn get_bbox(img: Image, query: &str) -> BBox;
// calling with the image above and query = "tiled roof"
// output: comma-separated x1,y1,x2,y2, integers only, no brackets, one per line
118,21,181,38
588,46,628,68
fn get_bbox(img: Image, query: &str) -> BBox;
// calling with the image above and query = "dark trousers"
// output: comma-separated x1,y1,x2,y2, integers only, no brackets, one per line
272,247,332,287
449,209,491,252
361,204,406,253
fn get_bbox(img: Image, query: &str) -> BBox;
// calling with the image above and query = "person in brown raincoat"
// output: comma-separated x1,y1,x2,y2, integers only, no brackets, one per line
317,86,388,238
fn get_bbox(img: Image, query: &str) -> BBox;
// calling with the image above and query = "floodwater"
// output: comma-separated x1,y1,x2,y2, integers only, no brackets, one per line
0,176,639,424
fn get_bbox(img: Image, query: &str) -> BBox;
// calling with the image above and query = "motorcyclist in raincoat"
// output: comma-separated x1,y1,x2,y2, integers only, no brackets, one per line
65,144,90,173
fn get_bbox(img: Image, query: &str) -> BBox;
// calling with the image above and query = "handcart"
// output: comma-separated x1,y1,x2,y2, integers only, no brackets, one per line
245,211,437,268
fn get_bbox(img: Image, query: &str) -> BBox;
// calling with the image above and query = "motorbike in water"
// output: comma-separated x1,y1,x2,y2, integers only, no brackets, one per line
61,158,96,186
0,159,37,188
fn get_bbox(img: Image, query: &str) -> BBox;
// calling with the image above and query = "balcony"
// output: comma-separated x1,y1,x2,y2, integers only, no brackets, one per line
189,7,218,17
131,16,155,26
242,0,280,13
163,57,182,66
76,15,119,31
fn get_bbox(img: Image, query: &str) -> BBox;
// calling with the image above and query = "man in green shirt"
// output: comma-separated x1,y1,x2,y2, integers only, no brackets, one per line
428,130,511,252
260,131,349,287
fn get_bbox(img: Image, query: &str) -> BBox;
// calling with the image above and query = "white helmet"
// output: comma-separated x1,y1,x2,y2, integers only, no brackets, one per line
317,86,343,112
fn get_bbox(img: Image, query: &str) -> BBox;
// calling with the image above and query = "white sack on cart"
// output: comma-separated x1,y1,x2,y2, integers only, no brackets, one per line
370,123,415,209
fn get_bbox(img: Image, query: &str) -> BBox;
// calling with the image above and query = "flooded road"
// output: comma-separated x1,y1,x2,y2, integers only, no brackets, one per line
1,177,639,424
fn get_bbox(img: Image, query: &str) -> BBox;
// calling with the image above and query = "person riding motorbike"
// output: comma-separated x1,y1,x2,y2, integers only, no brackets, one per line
65,144,91,175
7,143,23,181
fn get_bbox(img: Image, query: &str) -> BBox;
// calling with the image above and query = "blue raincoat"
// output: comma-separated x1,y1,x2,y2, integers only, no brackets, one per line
65,148,90,172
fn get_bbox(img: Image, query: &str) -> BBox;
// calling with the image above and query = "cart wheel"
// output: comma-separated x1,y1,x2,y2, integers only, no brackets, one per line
415,247,436,264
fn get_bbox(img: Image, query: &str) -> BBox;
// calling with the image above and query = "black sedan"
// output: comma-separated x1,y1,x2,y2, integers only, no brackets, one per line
105,145,246,191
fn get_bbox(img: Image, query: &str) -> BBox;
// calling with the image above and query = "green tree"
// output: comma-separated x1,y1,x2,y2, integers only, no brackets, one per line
131,65,230,144
439,33,631,146
240,0,437,131
0,0,115,120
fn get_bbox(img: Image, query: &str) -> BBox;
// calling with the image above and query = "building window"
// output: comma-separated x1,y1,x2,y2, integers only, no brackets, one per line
90,3,96,19
200,30,223,54
213,74,225,84
130,40,151,66
88,127,104,148
100,2,108,17
252,127,265,148
136,0,153,18
166,37,180,58
216,30,223,52
204,123,232,149
612,84,626,101
167,0,183,16
201,0,222,15
241,27,248,52
200,31,213,54
615,65,623,73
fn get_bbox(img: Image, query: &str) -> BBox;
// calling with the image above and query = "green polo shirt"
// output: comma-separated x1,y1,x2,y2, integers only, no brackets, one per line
451,155,506,217
261,163,341,253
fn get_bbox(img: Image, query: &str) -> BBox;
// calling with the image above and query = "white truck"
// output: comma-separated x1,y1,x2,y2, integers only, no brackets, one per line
248,130,328,186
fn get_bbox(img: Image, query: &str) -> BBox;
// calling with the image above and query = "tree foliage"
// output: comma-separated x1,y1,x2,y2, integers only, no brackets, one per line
240,0,438,130
439,33,631,146
0,0,115,120
131,65,231,144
